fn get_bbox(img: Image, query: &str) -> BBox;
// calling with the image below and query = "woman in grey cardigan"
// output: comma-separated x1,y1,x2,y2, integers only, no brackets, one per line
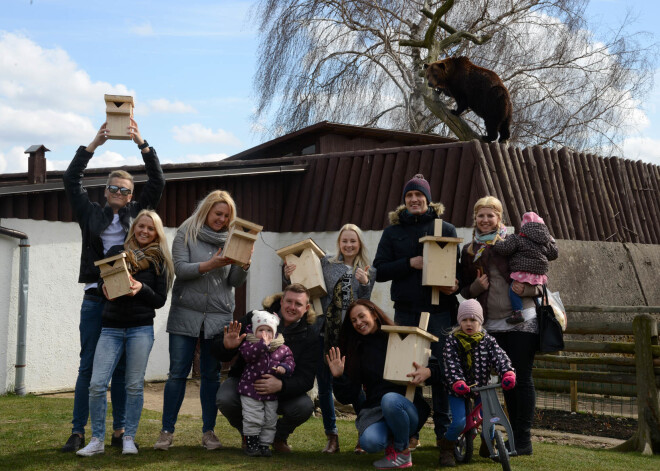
284,223,376,454
154,190,249,451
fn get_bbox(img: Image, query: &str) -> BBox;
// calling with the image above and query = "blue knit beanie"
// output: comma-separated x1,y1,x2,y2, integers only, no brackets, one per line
402,174,432,204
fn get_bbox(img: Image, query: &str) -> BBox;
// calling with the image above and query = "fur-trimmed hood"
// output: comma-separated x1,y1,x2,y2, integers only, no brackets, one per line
388,202,445,225
261,292,317,325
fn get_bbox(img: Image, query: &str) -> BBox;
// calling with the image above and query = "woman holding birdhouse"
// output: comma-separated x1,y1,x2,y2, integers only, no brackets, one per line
459,196,542,456
284,223,376,454
77,210,173,457
154,190,250,451
327,300,430,469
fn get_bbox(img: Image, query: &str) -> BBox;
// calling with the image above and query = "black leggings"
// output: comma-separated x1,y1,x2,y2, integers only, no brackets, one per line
491,330,538,447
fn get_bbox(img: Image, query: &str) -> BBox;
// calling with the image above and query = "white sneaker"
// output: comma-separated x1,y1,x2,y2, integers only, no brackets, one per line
76,437,104,457
122,435,138,455
154,430,173,450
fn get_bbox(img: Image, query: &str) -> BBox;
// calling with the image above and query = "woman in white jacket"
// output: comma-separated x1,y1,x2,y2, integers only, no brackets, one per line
154,190,250,451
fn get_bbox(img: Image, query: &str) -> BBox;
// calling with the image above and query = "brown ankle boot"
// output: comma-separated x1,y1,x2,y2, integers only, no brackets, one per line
438,437,456,467
322,433,339,453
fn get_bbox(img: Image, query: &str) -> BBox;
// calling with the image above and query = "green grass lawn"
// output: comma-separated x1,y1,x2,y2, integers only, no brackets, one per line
0,394,657,470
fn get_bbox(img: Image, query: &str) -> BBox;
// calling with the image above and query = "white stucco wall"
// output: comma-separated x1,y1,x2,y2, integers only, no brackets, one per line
0,218,473,395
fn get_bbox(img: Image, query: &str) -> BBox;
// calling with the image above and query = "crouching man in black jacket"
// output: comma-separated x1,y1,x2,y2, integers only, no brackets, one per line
212,283,320,454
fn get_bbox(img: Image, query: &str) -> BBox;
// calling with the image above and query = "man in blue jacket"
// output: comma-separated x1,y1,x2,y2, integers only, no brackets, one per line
373,174,460,449
61,120,165,452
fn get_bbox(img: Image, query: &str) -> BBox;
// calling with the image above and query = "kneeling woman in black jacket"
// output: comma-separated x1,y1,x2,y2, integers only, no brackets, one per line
327,300,430,469
77,210,173,457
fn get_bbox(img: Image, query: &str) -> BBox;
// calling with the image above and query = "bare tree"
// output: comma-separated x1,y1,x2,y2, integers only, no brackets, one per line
252,0,655,153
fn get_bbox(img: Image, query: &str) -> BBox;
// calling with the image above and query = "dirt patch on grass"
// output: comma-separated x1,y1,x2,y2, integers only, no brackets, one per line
535,408,636,440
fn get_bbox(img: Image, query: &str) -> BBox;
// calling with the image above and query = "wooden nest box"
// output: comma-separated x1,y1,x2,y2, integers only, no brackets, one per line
94,252,131,299
419,219,462,304
276,239,327,315
382,312,438,400
223,217,263,265
104,94,134,140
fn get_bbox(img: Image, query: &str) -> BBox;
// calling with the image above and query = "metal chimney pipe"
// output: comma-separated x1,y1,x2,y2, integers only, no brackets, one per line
0,226,30,396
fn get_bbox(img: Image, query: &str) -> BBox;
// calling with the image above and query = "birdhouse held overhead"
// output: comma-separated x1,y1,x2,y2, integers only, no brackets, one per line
276,238,327,315
104,94,134,140
223,217,263,265
94,252,131,299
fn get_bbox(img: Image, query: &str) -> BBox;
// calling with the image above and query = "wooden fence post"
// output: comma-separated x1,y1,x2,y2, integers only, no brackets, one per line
570,363,578,413
613,314,660,454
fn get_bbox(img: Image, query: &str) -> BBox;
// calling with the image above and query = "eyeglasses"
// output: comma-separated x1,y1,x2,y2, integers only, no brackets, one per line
106,185,132,196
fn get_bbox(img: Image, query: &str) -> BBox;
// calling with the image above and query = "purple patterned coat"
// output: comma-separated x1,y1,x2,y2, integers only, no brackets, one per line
238,328,295,401
443,331,513,398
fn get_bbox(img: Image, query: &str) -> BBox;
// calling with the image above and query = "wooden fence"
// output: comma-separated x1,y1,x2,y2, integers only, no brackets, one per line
533,307,660,454
472,142,660,244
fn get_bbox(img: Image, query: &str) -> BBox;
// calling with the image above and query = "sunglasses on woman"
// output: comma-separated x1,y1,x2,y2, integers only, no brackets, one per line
106,185,132,196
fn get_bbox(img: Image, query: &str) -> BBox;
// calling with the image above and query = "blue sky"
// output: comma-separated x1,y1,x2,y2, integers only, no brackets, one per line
0,0,658,174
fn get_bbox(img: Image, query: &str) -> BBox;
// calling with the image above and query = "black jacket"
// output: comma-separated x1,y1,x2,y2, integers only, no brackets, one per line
373,203,460,314
99,245,168,328
63,145,165,284
332,330,431,435
211,295,320,402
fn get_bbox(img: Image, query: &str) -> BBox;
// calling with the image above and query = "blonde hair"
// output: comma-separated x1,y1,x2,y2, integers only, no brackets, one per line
330,223,370,269
468,196,505,256
125,209,174,291
180,190,236,245
106,170,134,188
473,196,504,227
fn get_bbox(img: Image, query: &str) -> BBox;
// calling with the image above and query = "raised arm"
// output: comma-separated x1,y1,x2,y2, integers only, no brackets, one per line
132,118,165,211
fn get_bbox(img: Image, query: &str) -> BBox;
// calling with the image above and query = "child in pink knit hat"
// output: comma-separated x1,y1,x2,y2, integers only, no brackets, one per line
492,211,559,324
436,299,515,466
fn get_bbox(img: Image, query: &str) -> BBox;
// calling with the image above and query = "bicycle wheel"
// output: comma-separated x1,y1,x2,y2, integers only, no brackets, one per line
454,430,474,463
494,430,511,471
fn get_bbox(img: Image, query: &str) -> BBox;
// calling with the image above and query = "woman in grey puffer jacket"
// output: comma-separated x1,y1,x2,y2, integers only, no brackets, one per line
155,190,249,451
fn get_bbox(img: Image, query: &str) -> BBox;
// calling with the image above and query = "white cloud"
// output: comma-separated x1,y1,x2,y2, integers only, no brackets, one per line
172,123,241,146
0,32,132,113
0,32,135,159
0,104,95,147
620,136,660,166
143,98,196,114
0,146,28,174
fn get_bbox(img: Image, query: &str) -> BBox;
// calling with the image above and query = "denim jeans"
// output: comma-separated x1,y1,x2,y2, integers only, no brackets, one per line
316,339,337,435
445,395,468,441
162,333,220,433
394,309,451,439
509,284,524,312
491,330,538,447
72,295,126,434
88,326,154,439
360,392,419,453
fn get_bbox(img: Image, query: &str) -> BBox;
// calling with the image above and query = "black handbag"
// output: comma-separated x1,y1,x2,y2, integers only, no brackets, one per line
536,284,564,352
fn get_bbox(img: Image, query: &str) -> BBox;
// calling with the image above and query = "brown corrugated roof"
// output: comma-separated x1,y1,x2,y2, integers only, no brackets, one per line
1,139,658,244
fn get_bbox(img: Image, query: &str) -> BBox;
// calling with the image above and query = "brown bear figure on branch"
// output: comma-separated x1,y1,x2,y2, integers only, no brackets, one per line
424,56,512,143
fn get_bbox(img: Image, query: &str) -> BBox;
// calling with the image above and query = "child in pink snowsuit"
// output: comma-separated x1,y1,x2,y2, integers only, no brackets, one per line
238,310,295,457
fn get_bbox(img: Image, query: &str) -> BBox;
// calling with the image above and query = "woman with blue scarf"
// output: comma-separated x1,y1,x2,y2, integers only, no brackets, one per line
459,196,541,456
